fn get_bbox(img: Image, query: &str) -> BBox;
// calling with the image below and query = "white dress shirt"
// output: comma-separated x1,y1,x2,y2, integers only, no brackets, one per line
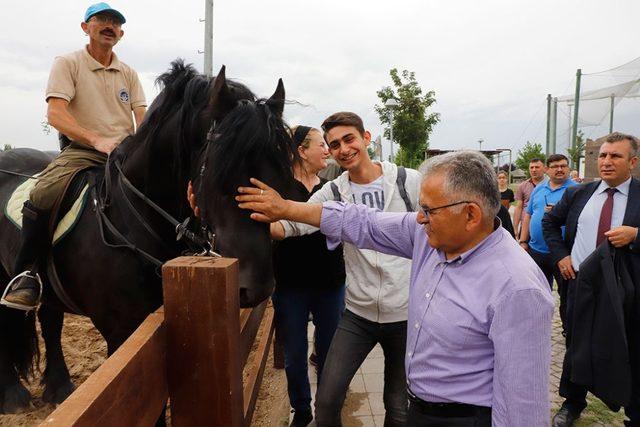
571,178,631,269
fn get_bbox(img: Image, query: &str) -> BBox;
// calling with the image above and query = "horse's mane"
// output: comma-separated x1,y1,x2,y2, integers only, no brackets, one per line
205,100,296,195
124,60,261,189
132,59,203,150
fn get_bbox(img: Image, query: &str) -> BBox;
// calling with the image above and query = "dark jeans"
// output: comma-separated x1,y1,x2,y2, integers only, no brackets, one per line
407,400,491,427
559,277,640,424
527,247,568,331
315,309,407,427
272,285,345,411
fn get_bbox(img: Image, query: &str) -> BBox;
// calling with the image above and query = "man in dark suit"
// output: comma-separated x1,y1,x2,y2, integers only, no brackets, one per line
543,132,640,427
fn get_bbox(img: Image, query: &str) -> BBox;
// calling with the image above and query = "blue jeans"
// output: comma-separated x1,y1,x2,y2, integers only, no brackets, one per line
315,309,408,427
272,285,345,411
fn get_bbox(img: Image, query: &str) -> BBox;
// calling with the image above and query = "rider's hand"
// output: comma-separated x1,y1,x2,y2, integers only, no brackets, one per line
92,137,120,154
236,178,289,223
187,181,201,217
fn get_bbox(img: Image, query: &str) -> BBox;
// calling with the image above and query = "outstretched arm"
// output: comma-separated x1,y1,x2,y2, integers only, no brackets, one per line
237,178,416,258
236,178,322,226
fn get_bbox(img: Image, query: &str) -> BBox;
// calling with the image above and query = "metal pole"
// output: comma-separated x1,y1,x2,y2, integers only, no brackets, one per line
551,97,558,154
567,104,573,153
508,149,512,185
609,95,615,133
389,110,394,162
204,0,214,77
570,69,582,167
545,94,552,155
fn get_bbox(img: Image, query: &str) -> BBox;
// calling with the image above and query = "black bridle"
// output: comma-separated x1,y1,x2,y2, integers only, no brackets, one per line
92,153,220,271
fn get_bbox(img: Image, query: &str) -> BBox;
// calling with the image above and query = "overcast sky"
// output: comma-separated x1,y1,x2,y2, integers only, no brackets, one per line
2,0,639,160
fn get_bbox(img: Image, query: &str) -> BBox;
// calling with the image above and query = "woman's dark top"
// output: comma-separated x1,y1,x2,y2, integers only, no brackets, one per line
273,178,346,290
497,204,515,238
500,188,515,204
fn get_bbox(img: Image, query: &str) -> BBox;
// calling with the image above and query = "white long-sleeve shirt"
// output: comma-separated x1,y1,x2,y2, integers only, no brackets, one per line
281,161,421,323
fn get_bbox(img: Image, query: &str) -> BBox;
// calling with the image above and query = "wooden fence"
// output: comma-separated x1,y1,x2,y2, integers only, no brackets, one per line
43,257,277,426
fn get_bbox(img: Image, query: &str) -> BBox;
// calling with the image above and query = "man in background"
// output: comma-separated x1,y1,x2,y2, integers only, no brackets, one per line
513,158,545,238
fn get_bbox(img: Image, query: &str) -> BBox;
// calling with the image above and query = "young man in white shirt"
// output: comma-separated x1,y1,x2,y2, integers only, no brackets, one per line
272,112,421,426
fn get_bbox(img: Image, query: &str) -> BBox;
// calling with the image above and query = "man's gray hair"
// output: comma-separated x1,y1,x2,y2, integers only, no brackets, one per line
421,150,501,220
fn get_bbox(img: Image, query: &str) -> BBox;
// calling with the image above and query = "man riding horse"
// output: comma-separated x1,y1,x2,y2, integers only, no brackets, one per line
1,2,146,311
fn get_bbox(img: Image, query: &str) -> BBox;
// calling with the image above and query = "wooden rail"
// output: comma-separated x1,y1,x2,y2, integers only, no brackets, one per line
43,309,167,426
43,257,276,427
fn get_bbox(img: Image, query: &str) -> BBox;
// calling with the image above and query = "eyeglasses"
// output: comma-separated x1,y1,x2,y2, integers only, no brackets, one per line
90,15,123,26
418,200,472,218
547,164,568,170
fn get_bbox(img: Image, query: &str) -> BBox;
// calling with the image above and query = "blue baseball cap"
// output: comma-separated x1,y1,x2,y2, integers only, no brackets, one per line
84,3,126,24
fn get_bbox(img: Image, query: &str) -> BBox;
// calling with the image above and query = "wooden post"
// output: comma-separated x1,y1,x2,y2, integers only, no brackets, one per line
162,257,243,427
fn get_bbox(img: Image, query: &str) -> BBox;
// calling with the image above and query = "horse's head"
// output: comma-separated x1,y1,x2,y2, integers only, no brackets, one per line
121,60,257,222
197,67,296,307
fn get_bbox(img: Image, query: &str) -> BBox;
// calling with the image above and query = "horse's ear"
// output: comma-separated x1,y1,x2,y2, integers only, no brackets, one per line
208,65,235,120
267,79,285,118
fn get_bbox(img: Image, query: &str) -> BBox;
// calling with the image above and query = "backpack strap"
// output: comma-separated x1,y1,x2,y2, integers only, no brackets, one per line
330,181,341,201
396,166,414,212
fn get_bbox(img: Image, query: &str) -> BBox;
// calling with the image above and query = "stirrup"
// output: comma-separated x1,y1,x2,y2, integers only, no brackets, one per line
0,271,43,312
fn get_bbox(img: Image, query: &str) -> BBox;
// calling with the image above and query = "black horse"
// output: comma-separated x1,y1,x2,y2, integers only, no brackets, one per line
0,60,296,413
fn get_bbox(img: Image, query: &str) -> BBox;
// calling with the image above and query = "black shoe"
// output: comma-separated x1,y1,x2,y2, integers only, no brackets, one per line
1,272,42,311
1,201,50,311
290,408,313,427
552,406,580,427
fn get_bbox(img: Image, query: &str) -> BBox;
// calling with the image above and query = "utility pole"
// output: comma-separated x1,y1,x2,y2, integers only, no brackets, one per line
203,0,214,77
609,94,615,133
385,99,399,162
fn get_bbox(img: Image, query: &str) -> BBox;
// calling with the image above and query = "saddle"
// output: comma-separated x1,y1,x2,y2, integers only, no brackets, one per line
4,173,92,245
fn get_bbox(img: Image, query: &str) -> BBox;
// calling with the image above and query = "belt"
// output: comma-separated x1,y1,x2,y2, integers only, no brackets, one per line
408,390,491,418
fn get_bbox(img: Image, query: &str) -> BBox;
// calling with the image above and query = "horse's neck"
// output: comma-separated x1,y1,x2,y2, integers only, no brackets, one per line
117,138,186,218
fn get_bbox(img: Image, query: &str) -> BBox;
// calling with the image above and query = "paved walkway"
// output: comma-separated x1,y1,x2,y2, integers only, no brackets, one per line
295,292,626,426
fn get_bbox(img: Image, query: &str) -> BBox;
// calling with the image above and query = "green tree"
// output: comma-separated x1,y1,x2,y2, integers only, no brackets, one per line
1,144,12,152
375,69,440,169
515,141,546,177
567,130,585,169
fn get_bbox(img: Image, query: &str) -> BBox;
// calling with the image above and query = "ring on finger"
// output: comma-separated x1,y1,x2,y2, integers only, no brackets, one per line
260,189,264,196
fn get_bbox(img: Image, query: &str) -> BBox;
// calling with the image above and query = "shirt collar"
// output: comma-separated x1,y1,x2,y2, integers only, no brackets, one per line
542,178,572,192
597,177,631,196
83,45,121,71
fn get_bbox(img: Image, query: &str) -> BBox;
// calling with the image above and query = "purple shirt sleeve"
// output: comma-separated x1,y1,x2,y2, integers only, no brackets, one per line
489,288,553,426
320,201,417,259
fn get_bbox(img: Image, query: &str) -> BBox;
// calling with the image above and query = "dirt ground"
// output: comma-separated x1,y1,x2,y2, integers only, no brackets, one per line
0,313,289,427
0,314,106,426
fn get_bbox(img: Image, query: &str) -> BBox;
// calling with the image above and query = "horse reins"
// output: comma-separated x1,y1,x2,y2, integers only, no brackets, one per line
0,168,56,182
92,157,220,271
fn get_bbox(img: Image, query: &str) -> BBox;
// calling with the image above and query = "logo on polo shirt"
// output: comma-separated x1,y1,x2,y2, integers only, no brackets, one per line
118,88,130,103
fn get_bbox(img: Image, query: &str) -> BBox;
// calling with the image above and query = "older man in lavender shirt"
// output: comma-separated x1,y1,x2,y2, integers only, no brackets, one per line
237,150,554,426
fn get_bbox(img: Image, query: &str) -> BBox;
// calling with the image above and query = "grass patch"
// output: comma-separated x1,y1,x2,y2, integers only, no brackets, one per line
574,393,625,426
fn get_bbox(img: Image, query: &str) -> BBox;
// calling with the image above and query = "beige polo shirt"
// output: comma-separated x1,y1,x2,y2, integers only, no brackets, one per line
45,46,146,143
